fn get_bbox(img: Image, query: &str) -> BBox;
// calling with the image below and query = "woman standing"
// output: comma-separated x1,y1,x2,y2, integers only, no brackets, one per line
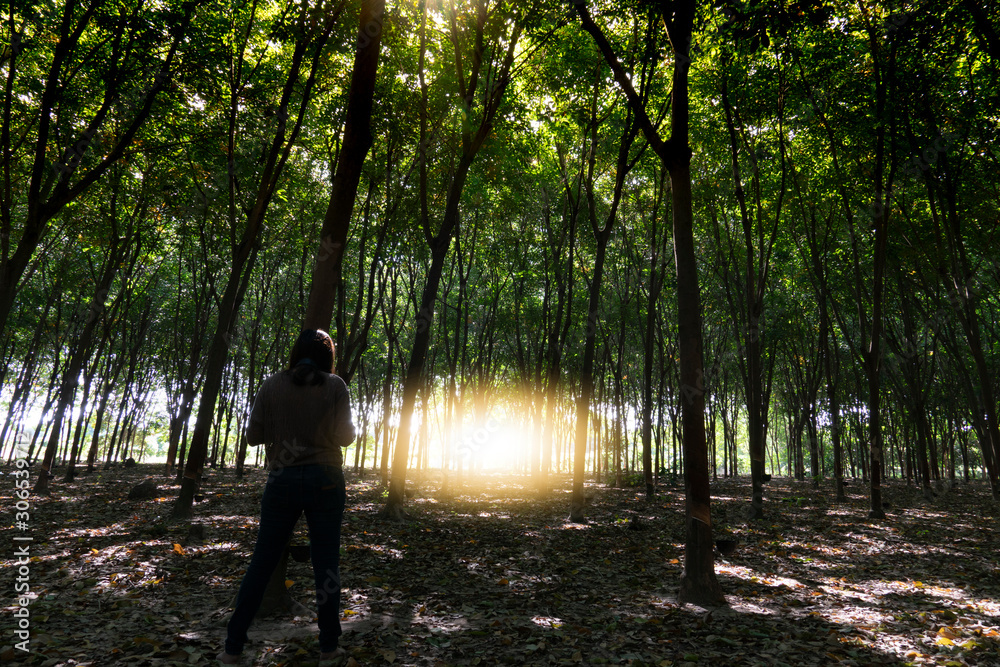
218,329,355,664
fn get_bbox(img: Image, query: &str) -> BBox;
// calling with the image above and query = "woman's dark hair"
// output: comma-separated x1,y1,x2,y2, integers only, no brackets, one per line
287,329,335,386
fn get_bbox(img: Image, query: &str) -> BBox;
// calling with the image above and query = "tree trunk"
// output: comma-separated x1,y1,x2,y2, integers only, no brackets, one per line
173,9,334,518
35,226,132,493
570,80,637,522
576,0,723,607
381,2,520,519
863,49,894,520
383,234,459,519
570,237,608,522
304,0,386,332
0,6,193,332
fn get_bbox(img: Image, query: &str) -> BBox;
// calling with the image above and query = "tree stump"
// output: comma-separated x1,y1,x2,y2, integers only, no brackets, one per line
258,548,312,617
229,546,313,619
128,478,159,500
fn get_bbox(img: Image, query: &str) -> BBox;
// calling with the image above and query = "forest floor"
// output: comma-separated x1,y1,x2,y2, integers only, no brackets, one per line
1,465,999,666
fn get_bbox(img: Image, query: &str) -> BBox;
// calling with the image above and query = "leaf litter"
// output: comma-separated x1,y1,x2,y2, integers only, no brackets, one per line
1,467,998,666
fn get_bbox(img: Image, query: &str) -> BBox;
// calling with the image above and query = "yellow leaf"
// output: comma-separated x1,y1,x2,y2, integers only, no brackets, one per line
670,558,680,565
498,578,509,585
938,626,959,639
343,609,357,616
935,637,954,646
172,544,185,555
285,579,295,588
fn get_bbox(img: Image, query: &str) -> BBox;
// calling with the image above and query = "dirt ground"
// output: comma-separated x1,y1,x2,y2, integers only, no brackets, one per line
2,464,999,666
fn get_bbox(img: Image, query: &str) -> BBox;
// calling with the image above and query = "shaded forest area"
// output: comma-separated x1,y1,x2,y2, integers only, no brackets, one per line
1,467,999,665
2,0,1000,661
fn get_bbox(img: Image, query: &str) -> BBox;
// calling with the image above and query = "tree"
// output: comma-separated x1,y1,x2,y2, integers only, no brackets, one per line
304,0,386,333
34,171,144,493
381,0,522,520
173,0,343,518
0,0,196,333
575,0,725,607
568,65,642,522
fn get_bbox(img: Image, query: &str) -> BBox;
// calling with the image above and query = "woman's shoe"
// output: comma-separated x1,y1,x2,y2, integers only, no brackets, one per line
217,651,240,664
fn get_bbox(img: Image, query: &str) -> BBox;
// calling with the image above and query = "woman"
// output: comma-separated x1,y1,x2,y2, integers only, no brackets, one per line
218,329,355,664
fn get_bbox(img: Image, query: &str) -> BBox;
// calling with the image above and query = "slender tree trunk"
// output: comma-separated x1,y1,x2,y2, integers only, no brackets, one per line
35,225,131,493
864,107,892,519
570,91,636,521
0,5,194,332
304,0,385,332
379,353,394,485
383,240,453,518
381,2,520,519
570,237,608,522
173,10,336,518
62,367,94,482
575,0,723,606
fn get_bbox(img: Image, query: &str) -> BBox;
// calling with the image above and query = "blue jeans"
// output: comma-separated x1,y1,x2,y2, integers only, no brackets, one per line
225,465,347,655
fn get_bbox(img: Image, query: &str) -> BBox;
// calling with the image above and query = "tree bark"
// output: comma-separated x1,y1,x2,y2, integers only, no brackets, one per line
304,0,386,333
576,0,724,607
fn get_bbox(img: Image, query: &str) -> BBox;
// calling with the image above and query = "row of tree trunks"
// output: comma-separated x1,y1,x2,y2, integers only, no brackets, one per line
35,187,143,494
569,61,641,522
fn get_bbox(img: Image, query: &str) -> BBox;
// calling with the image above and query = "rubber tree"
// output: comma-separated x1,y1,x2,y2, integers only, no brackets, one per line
791,5,898,519
569,63,643,523
711,49,785,518
538,159,582,495
304,0,386,335
381,0,522,520
575,0,725,607
788,171,847,501
34,177,143,494
640,170,670,499
0,0,196,334
173,1,343,518
852,5,899,519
